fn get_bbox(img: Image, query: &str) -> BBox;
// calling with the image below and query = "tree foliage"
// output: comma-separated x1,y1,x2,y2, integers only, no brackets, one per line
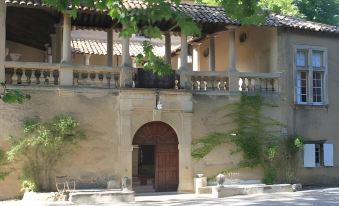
296,0,339,25
196,0,298,24
135,41,173,76
42,0,200,37
7,115,85,191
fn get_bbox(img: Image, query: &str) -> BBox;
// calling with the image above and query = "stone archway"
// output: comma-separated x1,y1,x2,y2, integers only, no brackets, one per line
133,121,179,192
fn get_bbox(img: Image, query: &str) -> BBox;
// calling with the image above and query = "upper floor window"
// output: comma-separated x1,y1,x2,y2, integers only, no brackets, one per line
295,47,327,105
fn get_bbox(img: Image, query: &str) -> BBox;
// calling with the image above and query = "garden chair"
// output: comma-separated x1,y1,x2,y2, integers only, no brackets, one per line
55,175,75,193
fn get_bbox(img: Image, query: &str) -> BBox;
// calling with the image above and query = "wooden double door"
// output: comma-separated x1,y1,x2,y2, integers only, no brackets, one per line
154,144,179,192
133,122,179,192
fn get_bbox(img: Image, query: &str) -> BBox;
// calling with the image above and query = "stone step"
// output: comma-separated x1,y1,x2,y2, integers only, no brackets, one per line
197,184,293,198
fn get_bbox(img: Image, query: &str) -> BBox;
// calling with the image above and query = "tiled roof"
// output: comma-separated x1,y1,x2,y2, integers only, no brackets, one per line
266,14,339,33
71,39,168,57
5,0,339,34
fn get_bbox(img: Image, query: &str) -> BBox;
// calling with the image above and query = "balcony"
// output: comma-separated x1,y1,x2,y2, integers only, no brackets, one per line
4,61,281,95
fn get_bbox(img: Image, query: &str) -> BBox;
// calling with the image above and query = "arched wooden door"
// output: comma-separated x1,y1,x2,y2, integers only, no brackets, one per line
133,122,179,192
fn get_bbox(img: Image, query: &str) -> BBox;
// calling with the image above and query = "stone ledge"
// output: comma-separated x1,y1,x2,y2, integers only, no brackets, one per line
199,184,293,198
69,189,135,204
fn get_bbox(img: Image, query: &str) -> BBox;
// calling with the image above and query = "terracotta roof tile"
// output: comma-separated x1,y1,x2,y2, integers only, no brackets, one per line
71,39,168,57
5,0,339,34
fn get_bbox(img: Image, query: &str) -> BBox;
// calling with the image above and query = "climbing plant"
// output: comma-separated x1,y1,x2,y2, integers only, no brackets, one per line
6,115,85,191
192,94,303,184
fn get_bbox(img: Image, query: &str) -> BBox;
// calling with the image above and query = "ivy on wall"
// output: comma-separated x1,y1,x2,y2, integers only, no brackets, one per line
192,93,303,184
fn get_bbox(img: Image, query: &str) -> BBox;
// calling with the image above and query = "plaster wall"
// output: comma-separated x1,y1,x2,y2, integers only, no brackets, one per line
0,89,121,199
172,27,277,73
6,41,45,62
277,30,339,185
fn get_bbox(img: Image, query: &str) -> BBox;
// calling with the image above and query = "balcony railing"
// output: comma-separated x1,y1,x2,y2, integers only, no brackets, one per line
4,61,120,88
4,61,282,94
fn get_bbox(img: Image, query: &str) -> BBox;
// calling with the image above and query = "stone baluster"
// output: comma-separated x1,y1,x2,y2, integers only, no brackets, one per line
44,70,50,85
22,69,28,85
241,77,247,91
259,78,266,91
30,70,37,84
94,72,101,87
36,70,42,84
191,76,196,90
89,72,96,87
73,71,79,86
53,70,59,85
224,78,229,91
273,78,279,92
115,74,120,88
12,68,18,84
269,79,274,91
105,73,112,88
98,73,104,87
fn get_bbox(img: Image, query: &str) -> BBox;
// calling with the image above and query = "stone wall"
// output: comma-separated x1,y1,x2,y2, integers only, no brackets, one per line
0,89,121,199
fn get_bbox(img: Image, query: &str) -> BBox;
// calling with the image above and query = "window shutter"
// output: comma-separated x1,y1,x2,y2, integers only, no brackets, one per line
304,144,316,167
324,144,334,167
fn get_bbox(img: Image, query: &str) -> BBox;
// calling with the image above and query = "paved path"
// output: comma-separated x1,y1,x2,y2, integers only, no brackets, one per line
1,188,339,206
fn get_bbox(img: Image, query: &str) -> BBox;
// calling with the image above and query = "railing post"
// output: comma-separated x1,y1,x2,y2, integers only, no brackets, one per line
0,1,6,82
164,32,172,65
228,72,239,93
207,34,216,72
179,33,190,89
120,25,134,88
107,29,113,67
60,13,73,86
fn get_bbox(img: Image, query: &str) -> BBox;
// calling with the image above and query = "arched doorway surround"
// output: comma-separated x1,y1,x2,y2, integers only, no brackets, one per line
133,121,179,192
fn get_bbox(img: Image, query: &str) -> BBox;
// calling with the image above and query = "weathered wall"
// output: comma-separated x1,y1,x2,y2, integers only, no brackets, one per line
191,94,283,181
6,41,45,62
277,29,339,185
172,27,277,72
0,89,120,199
73,54,125,67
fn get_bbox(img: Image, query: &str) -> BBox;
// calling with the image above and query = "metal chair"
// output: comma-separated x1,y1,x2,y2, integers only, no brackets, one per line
55,175,75,193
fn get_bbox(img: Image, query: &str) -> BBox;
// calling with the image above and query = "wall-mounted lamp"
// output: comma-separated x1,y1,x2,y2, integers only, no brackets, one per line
239,33,247,43
187,55,193,63
155,90,163,110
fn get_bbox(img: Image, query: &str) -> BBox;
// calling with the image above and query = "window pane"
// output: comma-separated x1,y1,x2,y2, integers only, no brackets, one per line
312,71,323,103
297,71,308,103
312,50,323,68
296,50,307,67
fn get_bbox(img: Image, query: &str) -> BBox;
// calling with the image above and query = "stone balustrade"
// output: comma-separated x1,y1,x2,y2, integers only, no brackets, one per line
183,71,229,92
73,67,119,88
236,72,281,92
4,61,120,88
5,62,59,85
4,61,281,93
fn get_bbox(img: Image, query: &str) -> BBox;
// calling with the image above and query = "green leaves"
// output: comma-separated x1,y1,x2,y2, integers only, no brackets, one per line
42,0,201,38
6,115,85,191
136,41,173,76
0,82,31,104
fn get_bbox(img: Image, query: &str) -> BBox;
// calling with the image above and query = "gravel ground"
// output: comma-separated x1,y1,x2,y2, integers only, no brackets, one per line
1,188,339,206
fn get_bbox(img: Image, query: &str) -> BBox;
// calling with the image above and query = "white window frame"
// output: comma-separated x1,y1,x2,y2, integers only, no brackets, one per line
294,45,328,105
303,143,334,168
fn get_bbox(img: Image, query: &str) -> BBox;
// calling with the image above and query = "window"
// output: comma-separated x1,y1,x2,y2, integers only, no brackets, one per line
304,143,334,167
295,47,327,105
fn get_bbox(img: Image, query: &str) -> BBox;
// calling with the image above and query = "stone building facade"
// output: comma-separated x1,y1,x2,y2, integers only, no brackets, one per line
1,0,339,200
